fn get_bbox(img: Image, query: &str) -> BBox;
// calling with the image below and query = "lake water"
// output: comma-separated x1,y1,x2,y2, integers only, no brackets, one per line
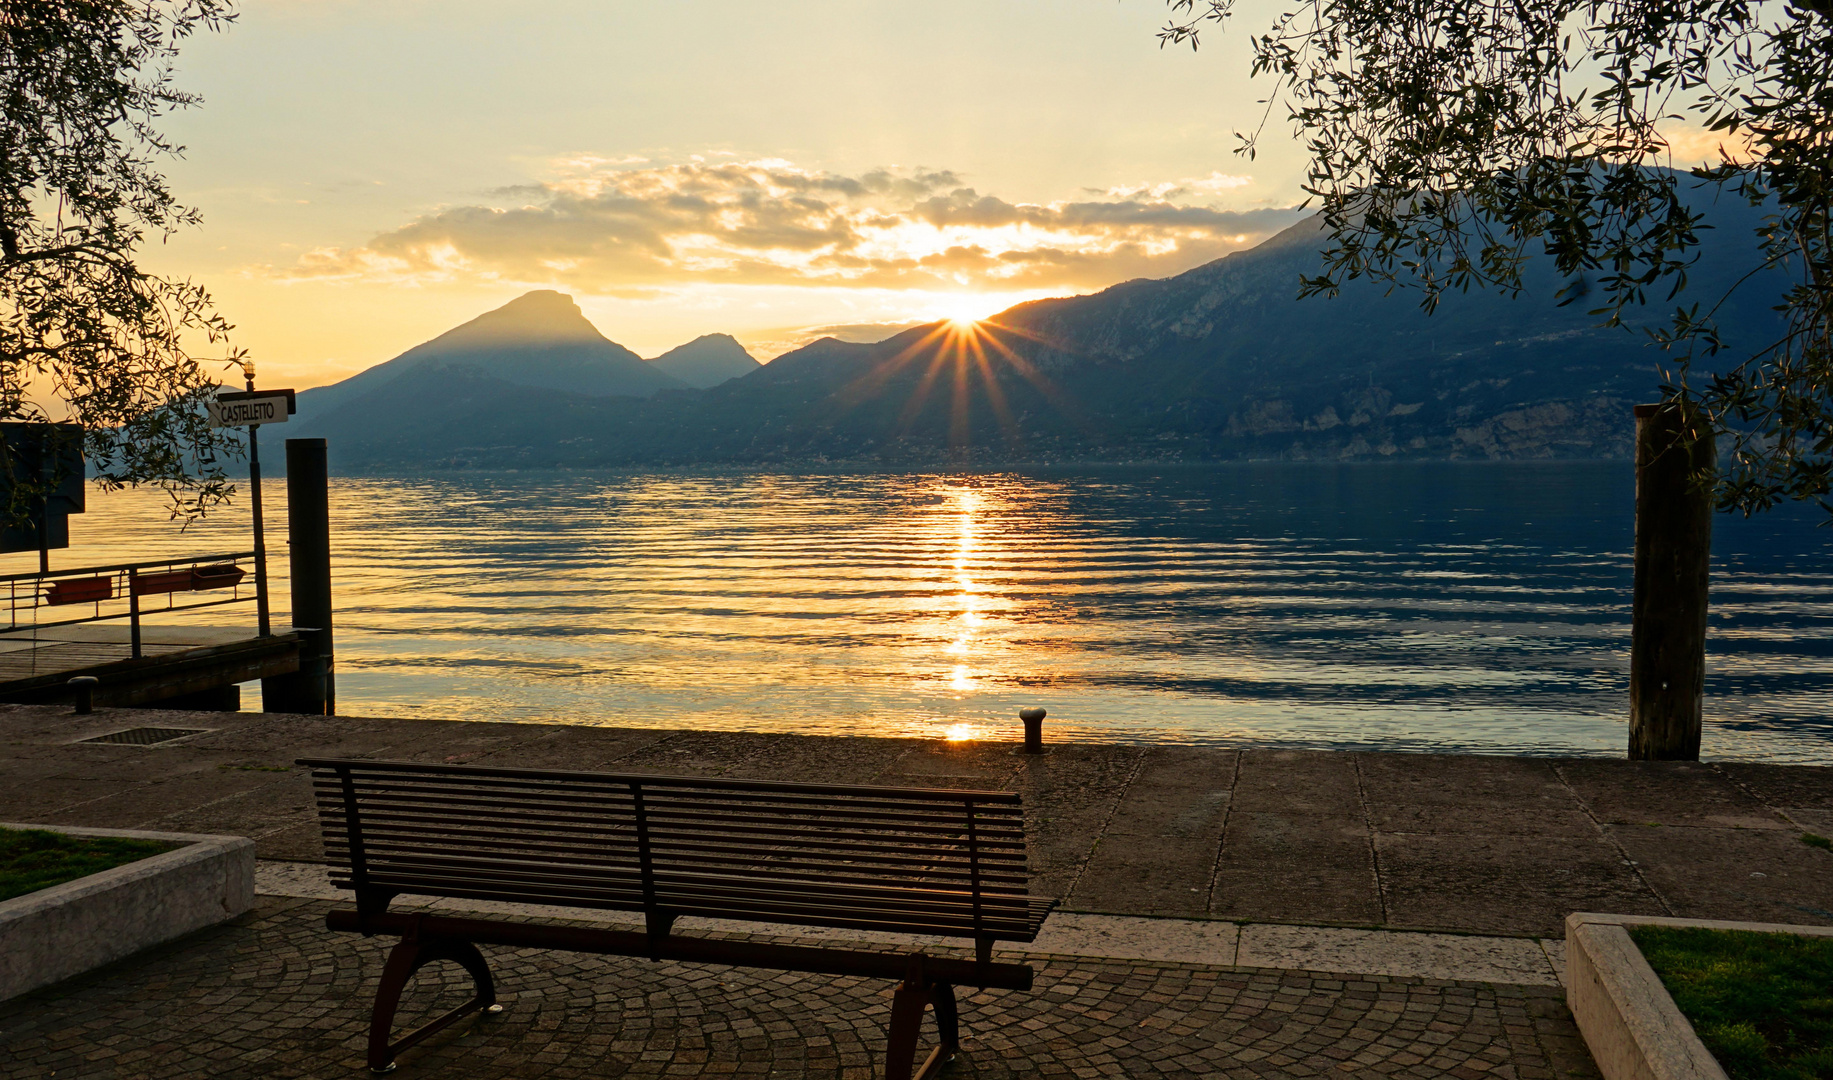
22,463,1833,763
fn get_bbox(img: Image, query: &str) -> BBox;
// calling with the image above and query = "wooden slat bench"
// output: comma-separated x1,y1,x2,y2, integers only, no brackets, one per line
301,758,1057,1077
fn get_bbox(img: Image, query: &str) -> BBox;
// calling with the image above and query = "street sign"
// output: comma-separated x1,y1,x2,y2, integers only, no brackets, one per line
208,389,296,429
0,422,85,555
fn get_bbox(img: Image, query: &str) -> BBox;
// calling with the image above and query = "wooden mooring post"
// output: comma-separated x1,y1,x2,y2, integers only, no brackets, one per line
261,438,335,715
1628,403,1715,760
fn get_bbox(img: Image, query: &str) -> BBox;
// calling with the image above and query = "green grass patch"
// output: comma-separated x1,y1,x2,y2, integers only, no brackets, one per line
1803,833,1832,853
1631,925,1833,1080
0,827,176,903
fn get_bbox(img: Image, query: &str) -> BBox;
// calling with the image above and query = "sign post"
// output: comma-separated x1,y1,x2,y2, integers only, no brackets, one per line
210,378,296,638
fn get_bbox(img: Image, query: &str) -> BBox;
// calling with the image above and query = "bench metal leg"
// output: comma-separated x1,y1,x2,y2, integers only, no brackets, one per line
884,979,959,1080
367,935,499,1073
930,982,959,1050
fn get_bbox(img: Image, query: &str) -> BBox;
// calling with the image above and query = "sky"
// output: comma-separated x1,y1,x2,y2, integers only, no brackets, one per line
144,0,1320,389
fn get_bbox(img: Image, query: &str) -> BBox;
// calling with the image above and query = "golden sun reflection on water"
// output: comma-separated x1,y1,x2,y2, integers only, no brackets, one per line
941,485,985,699
24,467,1833,762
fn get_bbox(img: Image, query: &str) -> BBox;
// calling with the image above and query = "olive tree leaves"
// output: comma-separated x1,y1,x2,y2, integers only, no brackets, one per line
1164,0,1831,516
0,1,244,525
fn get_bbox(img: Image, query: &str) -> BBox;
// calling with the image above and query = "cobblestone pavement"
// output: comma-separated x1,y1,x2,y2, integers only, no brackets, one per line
0,899,1598,1080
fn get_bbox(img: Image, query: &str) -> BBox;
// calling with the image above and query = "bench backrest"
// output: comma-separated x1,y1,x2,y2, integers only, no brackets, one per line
300,758,1040,942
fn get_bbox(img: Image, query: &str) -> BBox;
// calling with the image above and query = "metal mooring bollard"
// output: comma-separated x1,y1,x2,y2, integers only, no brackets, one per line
69,676,99,715
1019,707,1047,753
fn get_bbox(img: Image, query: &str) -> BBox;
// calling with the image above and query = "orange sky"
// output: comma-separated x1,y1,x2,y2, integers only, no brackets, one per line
129,1,1316,388
142,1,1727,390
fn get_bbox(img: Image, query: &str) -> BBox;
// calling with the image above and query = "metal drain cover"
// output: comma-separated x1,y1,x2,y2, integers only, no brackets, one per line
81,727,209,746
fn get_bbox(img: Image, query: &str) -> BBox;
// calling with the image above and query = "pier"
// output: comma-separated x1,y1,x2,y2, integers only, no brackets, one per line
0,438,334,716
0,556,307,713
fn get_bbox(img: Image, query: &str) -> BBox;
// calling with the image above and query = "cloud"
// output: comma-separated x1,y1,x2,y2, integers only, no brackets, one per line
274,158,1303,294
798,321,930,343
1099,171,1254,200
1655,126,1759,167
729,319,934,360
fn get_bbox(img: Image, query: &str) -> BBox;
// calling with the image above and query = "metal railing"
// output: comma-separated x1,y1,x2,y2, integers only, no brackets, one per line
0,551,261,659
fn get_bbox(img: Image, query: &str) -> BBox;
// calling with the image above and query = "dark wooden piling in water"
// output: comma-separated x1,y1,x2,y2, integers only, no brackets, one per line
261,438,335,715
1629,402,1715,761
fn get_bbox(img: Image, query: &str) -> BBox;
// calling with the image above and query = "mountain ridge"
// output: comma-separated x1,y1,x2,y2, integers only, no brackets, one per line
646,333,761,389
293,203,1785,470
296,290,687,422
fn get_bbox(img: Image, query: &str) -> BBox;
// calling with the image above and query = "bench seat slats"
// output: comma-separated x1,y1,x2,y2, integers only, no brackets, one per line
306,759,1055,945
327,871,1051,938
330,828,1028,872
328,831,1024,870
330,851,1034,907
328,821,1033,861
321,811,1024,853
325,825,1026,867
331,844,1032,890
330,879,1055,943
329,844,1033,894
315,802,1025,846
300,757,1024,805
313,783,1027,836
320,809,1028,860
337,862,1027,904
309,771,1028,811
329,863,1039,920
310,772,1029,817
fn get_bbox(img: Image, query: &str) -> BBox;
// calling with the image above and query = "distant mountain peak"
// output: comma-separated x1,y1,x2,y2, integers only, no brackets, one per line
438,290,606,349
290,290,685,428
503,288,575,310
648,333,761,389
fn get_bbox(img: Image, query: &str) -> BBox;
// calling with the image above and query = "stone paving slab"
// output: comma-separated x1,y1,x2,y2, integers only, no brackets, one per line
1234,926,1561,987
0,897,1599,1079
4,704,1831,938
1716,761,1833,812
250,862,1565,987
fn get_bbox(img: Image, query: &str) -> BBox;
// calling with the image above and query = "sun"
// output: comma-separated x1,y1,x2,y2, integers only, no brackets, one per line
933,295,991,327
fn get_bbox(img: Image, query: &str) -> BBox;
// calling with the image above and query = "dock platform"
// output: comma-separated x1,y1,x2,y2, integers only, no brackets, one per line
0,625,299,709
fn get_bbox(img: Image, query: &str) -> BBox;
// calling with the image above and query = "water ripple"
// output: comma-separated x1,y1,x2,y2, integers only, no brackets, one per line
22,463,1832,762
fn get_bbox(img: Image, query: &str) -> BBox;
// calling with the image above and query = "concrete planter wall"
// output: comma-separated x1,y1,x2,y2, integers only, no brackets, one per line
1565,912,1833,1080
0,823,255,1003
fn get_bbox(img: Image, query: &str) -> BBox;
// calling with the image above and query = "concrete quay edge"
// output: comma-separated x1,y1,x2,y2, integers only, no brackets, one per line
1564,912,1833,1080
0,822,255,1003
8,703,1832,939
